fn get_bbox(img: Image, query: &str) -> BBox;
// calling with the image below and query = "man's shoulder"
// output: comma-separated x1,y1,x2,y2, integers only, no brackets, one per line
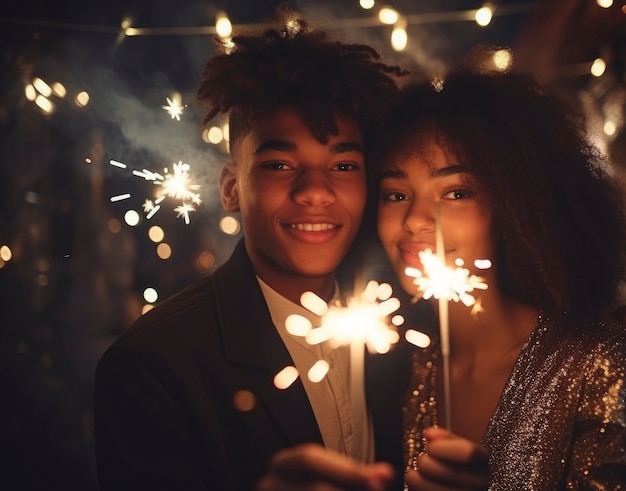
114,273,218,347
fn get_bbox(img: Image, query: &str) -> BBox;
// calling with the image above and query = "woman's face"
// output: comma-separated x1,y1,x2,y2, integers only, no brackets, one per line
377,137,495,296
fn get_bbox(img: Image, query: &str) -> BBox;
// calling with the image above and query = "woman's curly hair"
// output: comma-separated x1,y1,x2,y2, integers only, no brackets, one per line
373,62,626,321
196,11,407,152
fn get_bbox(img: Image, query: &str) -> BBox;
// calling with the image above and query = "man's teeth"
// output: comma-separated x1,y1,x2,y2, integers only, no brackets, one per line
291,223,336,231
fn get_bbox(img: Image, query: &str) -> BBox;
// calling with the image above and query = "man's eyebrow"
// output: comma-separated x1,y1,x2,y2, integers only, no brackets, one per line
254,140,297,155
332,142,365,154
253,140,365,155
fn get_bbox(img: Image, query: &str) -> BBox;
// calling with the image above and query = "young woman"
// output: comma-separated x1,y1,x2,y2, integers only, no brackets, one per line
375,65,626,489
257,64,626,490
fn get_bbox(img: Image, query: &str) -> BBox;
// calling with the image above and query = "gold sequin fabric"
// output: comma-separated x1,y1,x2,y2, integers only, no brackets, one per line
402,313,626,490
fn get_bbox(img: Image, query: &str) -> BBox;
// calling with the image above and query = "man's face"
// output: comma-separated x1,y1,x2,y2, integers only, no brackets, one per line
220,107,366,297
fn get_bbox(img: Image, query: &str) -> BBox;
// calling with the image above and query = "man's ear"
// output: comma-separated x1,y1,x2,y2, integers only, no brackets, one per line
219,164,240,212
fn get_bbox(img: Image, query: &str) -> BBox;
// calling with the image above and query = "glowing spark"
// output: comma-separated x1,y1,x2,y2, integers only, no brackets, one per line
287,280,402,356
308,360,330,383
274,366,299,390
158,162,202,205
174,203,195,225
162,96,185,121
143,200,156,212
110,194,131,202
109,160,127,169
109,159,201,224
276,281,432,391
133,169,163,181
146,205,160,220
470,297,485,316
404,249,489,307
405,329,431,348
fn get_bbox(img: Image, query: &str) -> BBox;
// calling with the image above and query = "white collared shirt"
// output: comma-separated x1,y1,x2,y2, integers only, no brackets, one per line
257,277,374,463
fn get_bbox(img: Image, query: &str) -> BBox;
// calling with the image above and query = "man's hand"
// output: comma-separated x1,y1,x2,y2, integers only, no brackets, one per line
256,444,395,491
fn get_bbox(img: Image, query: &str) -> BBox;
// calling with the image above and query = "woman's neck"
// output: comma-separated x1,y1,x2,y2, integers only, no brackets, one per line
443,293,539,369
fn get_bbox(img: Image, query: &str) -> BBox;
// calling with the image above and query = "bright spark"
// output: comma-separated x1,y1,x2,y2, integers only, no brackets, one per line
287,280,402,355
158,162,202,205
405,249,489,307
110,193,131,202
174,203,195,225
109,159,201,224
162,96,185,121
277,280,430,389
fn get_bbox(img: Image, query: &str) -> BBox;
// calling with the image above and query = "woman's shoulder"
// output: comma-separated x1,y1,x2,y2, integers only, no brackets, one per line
549,314,626,370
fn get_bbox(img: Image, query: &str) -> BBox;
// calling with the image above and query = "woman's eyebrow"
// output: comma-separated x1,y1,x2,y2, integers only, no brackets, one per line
430,164,471,177
379,164,472,181
379,168,407,180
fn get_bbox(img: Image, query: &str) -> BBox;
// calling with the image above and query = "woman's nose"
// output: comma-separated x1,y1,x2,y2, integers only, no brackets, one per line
403,199,435,234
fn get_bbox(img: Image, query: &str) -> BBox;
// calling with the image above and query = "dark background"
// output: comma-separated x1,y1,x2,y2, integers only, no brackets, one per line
1,1,625,489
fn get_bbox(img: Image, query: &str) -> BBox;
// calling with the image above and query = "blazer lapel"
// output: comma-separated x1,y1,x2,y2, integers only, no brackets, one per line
213,240,323,446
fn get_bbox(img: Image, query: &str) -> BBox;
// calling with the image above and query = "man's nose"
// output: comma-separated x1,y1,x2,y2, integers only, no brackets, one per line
292,169,335,206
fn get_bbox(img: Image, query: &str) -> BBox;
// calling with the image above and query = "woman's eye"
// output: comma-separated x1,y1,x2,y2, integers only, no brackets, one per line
383,191,409,202
442,188,473,200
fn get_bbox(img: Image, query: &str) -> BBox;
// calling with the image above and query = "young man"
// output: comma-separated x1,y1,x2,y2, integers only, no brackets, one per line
94,14,408,491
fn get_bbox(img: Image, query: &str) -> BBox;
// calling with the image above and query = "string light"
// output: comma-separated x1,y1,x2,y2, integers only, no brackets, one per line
378,7,399,25
591,58,607,77
475,6,493,27
215,12,232,38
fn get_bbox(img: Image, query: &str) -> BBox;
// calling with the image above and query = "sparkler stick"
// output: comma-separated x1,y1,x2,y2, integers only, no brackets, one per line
284,281,405,456
435,205,452,431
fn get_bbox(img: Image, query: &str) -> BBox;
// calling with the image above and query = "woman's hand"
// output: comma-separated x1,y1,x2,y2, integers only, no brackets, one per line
256,443,395,491
405,427,489,491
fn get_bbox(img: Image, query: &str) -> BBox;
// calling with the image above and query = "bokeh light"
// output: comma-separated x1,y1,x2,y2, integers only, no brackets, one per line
124,210,141,226
378,7,399,24
591,58,606,77
219,216,240,235
0,245,13,262
143,287,158,303
194,251,215,272
148,225,165,243
156,242,172,259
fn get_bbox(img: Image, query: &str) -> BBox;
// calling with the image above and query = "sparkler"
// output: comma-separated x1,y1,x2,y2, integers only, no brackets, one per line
162,95,185,121
403,207,490,430
284,281,404,438
109,159,201,224
279,281,404,394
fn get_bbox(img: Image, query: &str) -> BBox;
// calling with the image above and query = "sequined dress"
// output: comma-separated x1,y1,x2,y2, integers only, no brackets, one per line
402,313,626,490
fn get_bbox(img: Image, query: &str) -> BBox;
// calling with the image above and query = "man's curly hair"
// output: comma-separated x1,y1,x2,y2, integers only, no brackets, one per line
196,12,407,153
373,64,626,321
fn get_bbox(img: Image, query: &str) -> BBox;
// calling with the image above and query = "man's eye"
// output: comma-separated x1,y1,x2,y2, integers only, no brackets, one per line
263,162,291,170
334,162,358,171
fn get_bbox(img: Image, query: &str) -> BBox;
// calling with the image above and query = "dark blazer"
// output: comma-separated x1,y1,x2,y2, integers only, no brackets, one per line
94,240,407,491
